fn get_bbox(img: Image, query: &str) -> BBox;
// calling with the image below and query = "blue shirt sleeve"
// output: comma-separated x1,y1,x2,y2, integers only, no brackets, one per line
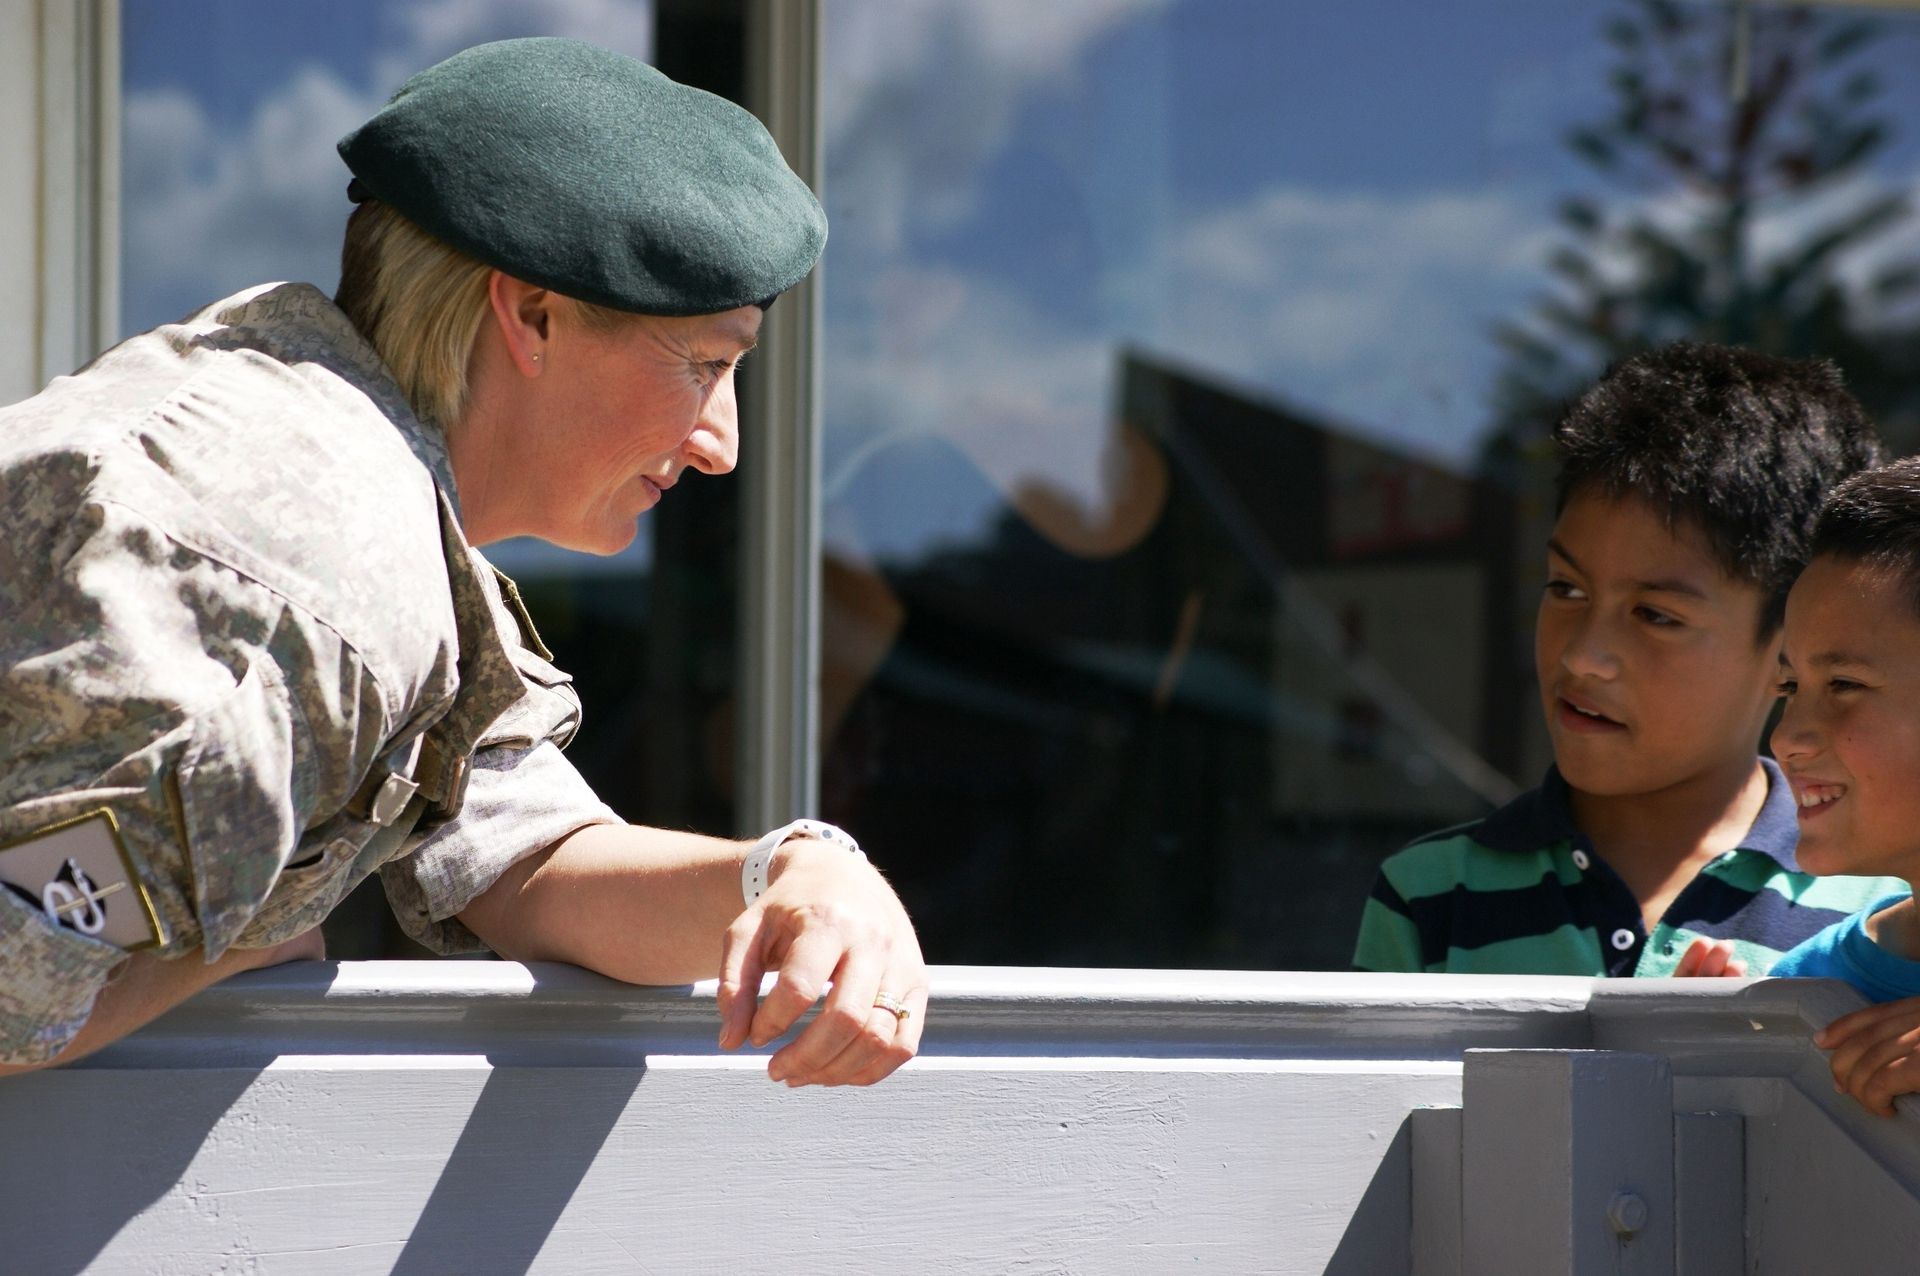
1768,928,1844,981
1770,892,1920,1003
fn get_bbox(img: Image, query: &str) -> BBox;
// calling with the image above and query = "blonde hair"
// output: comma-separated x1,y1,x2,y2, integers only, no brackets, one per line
335,201,636,429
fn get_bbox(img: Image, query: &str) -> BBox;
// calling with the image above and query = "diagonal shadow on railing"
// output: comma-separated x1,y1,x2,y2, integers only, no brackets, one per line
0,1065,265,1275
386,1061,644,1276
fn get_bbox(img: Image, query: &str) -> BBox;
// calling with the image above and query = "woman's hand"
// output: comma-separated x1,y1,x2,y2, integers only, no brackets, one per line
1816,997,1920,1117
717,839,927,1087
460,822,929,1085
1672,938,1747,978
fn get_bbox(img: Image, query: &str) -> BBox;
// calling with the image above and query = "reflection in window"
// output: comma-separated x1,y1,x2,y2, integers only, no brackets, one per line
819,0,1920,968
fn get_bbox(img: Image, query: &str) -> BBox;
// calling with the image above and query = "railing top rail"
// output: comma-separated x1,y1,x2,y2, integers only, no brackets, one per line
73,962,1865,1070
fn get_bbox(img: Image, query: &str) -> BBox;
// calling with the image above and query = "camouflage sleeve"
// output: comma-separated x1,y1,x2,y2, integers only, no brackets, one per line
380,740,621,953
0,500,380,1064
379,641,618,953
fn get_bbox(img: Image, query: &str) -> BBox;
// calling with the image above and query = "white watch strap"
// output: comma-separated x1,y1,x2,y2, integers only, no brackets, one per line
741,819,864,905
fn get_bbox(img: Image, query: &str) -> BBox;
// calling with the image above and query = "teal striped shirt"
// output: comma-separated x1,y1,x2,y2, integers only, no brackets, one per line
1353,759,1906,977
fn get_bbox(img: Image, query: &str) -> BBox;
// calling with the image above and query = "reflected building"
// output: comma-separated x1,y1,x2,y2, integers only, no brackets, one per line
821,353,1533,970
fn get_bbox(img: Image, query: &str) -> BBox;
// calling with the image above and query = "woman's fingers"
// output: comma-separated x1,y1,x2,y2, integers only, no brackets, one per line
720,921,926,1087
749,924,855,1048
835,983,928,1087
717,905,771,1050
766,944,887,1084
790,973,928,1087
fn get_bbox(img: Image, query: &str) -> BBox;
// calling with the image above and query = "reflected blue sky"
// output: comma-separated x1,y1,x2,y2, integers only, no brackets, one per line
818,0,1920,562
120,0,1920,571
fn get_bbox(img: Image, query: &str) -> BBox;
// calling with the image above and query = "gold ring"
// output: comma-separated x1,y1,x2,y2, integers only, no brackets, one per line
873,992,911,1023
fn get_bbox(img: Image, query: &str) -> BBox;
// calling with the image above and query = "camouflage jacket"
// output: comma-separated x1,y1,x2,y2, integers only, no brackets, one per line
0,283,619,1065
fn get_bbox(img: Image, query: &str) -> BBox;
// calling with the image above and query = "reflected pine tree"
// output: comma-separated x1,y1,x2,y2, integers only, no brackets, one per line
1485,0,1920,479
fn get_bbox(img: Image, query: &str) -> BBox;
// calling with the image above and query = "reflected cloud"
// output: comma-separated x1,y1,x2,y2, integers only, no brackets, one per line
125,67,380,325
824,0,1169,150
395,0,654,69
1149,186,1558,459
826,265,1117,564
122,0,654,334
827,178,1562,565
824,0,1169,253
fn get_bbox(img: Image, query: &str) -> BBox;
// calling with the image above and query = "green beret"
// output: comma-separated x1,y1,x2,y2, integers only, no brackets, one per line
337,37,825,316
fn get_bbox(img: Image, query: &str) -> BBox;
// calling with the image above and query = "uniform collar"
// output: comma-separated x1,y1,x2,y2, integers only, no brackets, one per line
1478,756,1800,871
207,283,467,515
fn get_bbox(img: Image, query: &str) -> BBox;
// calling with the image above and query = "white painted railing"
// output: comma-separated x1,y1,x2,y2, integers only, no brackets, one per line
0,967,1914,1273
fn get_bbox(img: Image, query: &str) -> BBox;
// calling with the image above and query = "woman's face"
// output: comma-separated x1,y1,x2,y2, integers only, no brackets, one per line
504,302,760,553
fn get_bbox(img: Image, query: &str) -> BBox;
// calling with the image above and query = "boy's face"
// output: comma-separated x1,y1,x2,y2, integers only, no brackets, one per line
1773,555,1920,879
1536,490,1779,799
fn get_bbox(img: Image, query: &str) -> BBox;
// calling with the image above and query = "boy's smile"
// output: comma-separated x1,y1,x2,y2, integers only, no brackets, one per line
1774,555,1920,880
1535,491,1780,800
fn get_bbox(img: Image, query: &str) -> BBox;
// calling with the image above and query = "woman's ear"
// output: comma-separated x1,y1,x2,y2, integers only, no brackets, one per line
486,271,554,376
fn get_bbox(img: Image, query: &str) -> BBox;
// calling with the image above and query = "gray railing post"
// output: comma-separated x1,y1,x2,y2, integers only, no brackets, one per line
1462,1048,1676,1275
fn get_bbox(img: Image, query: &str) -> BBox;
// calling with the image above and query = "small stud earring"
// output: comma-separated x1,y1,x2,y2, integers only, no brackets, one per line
531,353,542,362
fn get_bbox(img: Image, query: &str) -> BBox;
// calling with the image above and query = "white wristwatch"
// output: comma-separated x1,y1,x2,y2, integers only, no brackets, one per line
741,819,865,905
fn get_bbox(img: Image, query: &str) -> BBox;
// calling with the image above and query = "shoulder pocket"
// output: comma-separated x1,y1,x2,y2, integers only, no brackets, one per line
478,643,584,752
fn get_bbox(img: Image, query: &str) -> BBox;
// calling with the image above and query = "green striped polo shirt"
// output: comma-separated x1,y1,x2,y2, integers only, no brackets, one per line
1352,758,1906,977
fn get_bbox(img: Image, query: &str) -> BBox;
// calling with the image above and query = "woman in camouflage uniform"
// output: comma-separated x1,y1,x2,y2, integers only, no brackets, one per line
0,39,926,1087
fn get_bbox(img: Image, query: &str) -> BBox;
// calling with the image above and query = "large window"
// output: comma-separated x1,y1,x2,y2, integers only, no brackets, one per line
816,0,1920,968
114,1,1920,970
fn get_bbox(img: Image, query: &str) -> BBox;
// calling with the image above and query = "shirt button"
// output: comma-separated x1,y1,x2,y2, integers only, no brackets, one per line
1611,928,1637,952
1572,849,1591,870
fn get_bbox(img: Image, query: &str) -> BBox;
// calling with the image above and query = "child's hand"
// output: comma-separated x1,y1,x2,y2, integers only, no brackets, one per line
1672,937,1747,978
1816,997,1920,1118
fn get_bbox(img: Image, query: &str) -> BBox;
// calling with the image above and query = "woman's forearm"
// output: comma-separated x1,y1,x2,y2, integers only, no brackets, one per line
457,823,753,985
460,821,926,1086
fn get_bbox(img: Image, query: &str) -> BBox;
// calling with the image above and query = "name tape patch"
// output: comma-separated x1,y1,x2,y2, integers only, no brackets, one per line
0,811,164,951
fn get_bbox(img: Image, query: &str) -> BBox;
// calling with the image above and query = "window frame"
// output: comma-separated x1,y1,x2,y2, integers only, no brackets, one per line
6,0,119,404
737,0,827,832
